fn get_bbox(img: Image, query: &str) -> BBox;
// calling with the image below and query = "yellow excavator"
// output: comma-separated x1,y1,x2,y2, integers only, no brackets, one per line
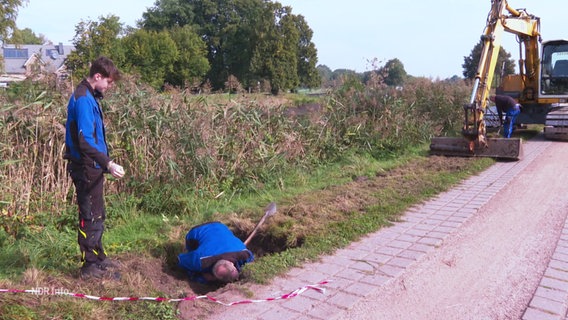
430,0,568,160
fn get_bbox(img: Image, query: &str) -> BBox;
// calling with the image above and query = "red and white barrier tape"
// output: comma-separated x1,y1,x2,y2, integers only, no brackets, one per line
0,280,329,305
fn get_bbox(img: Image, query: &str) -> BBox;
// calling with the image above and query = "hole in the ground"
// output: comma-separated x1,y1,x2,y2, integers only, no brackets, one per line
231,227,304,258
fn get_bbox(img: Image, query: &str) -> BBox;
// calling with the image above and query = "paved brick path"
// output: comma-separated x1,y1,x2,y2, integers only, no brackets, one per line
523,216,568,320
204,138,567,320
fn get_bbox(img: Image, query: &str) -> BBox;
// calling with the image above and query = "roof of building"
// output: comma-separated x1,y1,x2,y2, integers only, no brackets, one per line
2,43,75,75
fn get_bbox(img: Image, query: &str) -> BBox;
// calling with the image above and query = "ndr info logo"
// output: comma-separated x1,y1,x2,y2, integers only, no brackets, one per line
31,287,70,295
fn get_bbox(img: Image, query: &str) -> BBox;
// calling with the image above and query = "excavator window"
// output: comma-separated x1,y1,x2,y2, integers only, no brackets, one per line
552,60,568,77
541,42,568,95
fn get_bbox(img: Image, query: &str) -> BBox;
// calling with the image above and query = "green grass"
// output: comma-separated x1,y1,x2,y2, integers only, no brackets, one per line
0,143,504,319
243,147,495,283
0,143,495,276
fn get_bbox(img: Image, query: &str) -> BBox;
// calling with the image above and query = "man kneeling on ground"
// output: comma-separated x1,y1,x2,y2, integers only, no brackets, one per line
178,221,254,283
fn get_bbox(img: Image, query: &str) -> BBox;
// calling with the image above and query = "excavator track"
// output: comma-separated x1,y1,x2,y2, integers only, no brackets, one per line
430,137,523,160
544,106,568,140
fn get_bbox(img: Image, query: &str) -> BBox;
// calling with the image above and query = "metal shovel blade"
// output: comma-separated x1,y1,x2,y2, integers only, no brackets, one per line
264,202,277,217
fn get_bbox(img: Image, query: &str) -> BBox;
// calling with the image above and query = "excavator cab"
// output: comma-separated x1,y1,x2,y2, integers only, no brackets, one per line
497,39,568,132
541,40,568,96
541,40,568,139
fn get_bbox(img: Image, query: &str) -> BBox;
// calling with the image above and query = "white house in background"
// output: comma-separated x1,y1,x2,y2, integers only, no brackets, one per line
1,42,75,85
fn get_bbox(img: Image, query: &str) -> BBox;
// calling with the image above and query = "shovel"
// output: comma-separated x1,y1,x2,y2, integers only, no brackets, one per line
244,202,277,246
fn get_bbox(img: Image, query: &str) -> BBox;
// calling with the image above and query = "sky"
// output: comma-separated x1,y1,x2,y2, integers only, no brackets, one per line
15,0,568,79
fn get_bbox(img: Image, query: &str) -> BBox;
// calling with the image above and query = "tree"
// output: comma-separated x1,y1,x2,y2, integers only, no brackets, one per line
462,40,516,80
166,25,210,87
139,0,320,93
142,0,253,89
65,15,126,82
249,2,323,93
64,13,209,89
317,64,332,86
291,12,320,89
7,27,45,44
0,0,27,42
331,69,359,80
122,29,178,89
205,0,266,90
250,2,299,94
140,0,196,31
382,58,407,87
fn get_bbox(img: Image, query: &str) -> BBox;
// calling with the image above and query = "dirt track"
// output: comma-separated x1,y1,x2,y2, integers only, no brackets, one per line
344,138,568,319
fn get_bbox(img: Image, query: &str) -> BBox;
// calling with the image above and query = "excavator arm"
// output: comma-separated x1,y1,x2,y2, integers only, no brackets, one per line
431,0,540,160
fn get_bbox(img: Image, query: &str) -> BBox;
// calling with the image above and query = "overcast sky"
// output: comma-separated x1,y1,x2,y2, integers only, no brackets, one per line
15,0,568,79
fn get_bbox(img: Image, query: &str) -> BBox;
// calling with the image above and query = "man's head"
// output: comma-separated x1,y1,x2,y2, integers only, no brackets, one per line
88,56,121,94
212,259,239,283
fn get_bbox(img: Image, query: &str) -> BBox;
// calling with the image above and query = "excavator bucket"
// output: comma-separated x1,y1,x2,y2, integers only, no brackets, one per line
429,137,522,160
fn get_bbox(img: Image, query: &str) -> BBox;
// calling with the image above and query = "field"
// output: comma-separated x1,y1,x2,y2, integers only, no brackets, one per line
0,74,494,318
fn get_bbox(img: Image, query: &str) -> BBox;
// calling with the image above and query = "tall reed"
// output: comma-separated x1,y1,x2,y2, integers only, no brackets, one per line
0,74,470,236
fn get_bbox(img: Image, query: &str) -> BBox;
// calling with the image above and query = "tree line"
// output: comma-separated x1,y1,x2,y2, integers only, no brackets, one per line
61,0,320,94
3,0,517,93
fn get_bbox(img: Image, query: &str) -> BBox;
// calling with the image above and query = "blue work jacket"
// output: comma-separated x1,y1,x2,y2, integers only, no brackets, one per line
178,222,254,283
64,79,111,169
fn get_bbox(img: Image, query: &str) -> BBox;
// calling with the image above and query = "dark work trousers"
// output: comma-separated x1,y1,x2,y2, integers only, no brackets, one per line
68,162,107,266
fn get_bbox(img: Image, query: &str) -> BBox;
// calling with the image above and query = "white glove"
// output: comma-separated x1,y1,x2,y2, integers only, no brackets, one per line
108,161,125,179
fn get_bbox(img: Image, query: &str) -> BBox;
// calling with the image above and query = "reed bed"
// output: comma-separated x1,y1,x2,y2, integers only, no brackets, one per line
0,74,470,236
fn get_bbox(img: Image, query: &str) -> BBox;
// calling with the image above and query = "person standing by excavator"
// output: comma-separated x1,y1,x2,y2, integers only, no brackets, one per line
489,95,522,138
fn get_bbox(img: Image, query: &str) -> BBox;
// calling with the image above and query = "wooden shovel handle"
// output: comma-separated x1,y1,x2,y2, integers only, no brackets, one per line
244,202,277,246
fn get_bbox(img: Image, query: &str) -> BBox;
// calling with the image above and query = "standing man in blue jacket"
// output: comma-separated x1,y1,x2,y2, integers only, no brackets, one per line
64,56,124,279
178,222,254,283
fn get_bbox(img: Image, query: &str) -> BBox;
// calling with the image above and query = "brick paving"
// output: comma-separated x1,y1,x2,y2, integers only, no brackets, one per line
523,216,568,320
205,138,568,320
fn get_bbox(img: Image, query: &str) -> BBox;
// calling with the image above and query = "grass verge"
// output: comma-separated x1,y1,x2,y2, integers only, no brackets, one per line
0,143,502,319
